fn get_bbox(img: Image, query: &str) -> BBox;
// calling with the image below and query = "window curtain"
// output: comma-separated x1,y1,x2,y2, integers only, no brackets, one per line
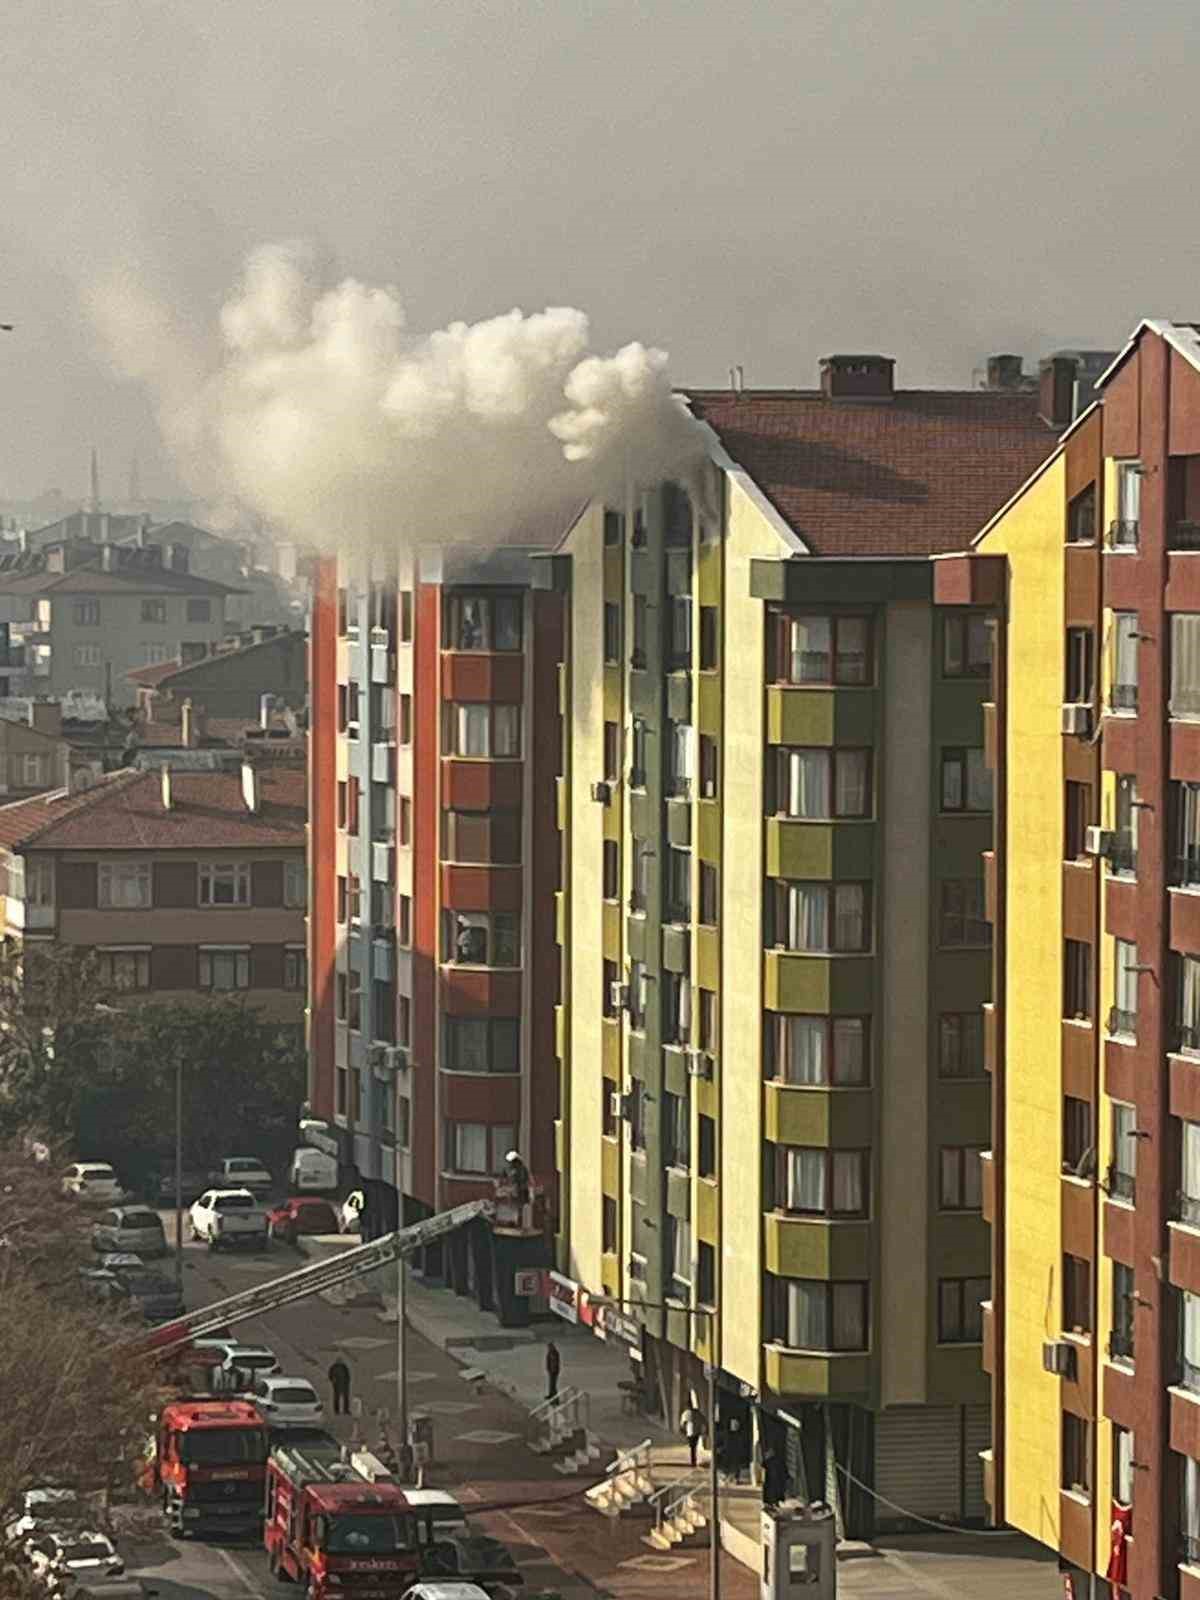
832,1019,865,1084
834,751,868,816
1173,616,1200,717
831,1151,863,1213
833,885,865,950
1186,1123,1200,1202
782,1017,826,1085
1114,614,1139,693
1115,940,1139,1015
785,1149,826,1211
788,750,829,818
966,750,993,811
455,1123,487,1172
836,619,869,684
787,884,828,950
790,618,831,683
785,1280,826,1349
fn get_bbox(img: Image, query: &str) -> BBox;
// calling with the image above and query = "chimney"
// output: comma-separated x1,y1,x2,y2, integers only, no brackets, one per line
986,354,1025,391
181,699,209,750
241,761,261,815
260,692,276,730
819,354,895,401
28,702,62,738
1039,354,1078,428
160,767,173,811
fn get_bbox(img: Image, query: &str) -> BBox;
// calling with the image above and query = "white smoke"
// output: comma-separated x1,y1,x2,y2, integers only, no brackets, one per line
89,242,704,555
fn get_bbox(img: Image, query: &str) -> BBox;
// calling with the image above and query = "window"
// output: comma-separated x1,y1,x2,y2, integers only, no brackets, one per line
284,861,306,909
98,861,151,909
771,881,870,953
603,721,619,782
1112,461,1141,547
343,680,361,738
1112,774,1138,875
1176,782,1200,886
698,1115,716,1179
1067,483,1096,544
603,603,620,664
629,961,647,1031
399,590,413,642
665,1213,691,1301
141,643,171,666
18,753,44,787
199,947,251,992
602,1071,618,1132
697,1241,716,1305
1112,1426,1133,1508
199,862,251,907
699,607,718,670
938,1012,985,1078
372,979,395,1042
441,910,520,967
1063,1096,1094,1177
336,1067,348,1118
940,747,992,813
1183,1121,1200,1227
397,995,411,1046
937,1277,988,1343
603,840,619,901
1110,1102,1137,1204
1063,1253,1092,1334
1184,1291,1200,1393
1110,1266,1134,1362
73,644,101,667
442,703,522,757
630,839,651,913
1173,614,1200,719
663,1090,690,1169
1111,939,1139,1038
629,1078,646,1150
397,694,412,745
444,594,522,652
772,1278,868,1352
1065,628,1095,706
1065,781,1091,861
770,748,872,818
73,599,100,626
443,1017,520,1074
939,1146,984,1211
630,719,647,788
25,858,53,907
632,503,647,547
186,598,211,623
1062,1413,1090,1497
768,1015,868,1086
772,613,871,685
441,810,520,864
602,1196,618,1253
140,599,167,624
1064,939,1092,1022
97,948,150,991
668,596,691,669
666,847,690,922
350,1068,362,1122
699,735,718,800
663,970,691,1045
667,722,693,798
337,875,348,924
631,595,647,668
1112,612,1139,712
939,879,989,947
603,509,623,546
777,1148,868,1217
942,613,991,678
284,946,307,990
345,968,362,1029
347,777,361,836
445,1122,514,1175
698,861,719,926
698,988,717,1051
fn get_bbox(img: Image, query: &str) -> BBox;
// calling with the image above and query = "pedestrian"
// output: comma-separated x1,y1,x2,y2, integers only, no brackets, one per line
504,1150,530,1208
763,1446,788,1508
680,1398,705,1468
328,1354,351,1416
545,1340,561,1401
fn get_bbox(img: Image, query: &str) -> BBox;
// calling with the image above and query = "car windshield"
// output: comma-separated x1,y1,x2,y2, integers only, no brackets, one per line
121,1213,161,1229
214,1195,254,1211
61,1540,110,1562
179,1427,266,1465
228,1160,261,1172
324,1513,414,1554
81,1168,115,1181
235,1353,276,1371
272,1386,316,1404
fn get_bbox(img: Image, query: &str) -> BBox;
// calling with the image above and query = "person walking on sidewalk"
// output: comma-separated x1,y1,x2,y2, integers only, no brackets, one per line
545,1340,561,1401
680,1398,706,1468
328,1354,352,1416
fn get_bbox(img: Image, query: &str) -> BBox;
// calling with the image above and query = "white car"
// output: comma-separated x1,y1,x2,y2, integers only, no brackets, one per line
189,1189,268,1249
211,1156,273,1195
61,1163,124,1205
339,1189,364,1233
194,1339,280,1391
4,1486,88,1546
402,1585,491,1600
247,1374,324,1426
27,1528,124,1584
405,1488,470,1543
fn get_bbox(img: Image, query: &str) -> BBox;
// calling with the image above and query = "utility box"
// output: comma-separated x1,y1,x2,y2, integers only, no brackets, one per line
408,1412,433,1465
761,1500,838,1600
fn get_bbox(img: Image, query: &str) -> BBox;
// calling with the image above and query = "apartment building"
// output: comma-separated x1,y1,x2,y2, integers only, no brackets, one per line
543,354,1066,1533
0,762,306,1035
940,321,1200,1600
308,547,562,1315
127,625,307,721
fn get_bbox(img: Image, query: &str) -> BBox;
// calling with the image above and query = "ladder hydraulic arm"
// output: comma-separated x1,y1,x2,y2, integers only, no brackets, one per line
135,1198,492,1358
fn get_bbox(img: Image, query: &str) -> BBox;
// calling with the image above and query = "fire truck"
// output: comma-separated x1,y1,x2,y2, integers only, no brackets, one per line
143,1397,269,1537
264,1434,419,1596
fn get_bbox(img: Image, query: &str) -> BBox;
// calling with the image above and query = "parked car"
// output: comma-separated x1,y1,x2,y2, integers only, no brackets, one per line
339,1190,364,1234
407,1490,471,1545
4,1487,89,1547
419,1533,524,1597
26,1529,124,1585
189,1189,269,1250
103,1269,184,1323
245,1374,323,1426
288,1146,338,1192
403,1585,492,1600
208,1156,273,1196
91,1207,167,1259
95,1252,144,1277
194,1339,281,1392
153,1168,210,1206
266,1197,340,1243
61,1164,124,1205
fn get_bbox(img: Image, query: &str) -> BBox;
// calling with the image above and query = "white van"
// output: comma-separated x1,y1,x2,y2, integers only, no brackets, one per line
288,1147,338,1193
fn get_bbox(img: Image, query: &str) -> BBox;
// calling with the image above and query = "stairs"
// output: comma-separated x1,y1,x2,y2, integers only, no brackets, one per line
642,1469,710,1550
584,1439,655,1518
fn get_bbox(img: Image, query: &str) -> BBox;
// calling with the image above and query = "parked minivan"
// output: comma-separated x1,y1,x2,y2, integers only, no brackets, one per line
91,1206,168,1258
288,1147,338,1193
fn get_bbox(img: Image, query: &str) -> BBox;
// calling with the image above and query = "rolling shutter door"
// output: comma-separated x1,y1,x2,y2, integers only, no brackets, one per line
874,1406,962,1524
963,1403,991,1520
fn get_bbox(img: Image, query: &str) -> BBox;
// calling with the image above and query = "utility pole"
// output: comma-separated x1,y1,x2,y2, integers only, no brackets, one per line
174,1051,183,1290
706,1309,720,1600
396,1248,408,1474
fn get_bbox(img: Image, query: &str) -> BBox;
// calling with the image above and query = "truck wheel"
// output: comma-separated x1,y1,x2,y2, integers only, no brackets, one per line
207,1232,218,1252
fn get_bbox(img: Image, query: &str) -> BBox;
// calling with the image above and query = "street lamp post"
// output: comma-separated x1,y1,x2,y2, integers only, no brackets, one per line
174,1050,183,1290
396,1247,408,1472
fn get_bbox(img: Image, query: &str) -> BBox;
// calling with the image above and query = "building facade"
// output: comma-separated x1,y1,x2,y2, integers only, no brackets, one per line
945,321,1200,1599
307,547,562,1310
546,356,1065,1532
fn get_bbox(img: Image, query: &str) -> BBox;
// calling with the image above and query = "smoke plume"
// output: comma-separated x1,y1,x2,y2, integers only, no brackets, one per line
89,242,704,556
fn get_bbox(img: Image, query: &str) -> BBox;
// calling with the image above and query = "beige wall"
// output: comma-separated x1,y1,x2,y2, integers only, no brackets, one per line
47,590,228,706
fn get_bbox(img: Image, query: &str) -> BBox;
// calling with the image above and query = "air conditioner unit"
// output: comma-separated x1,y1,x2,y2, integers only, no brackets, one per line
610,981,630,1013
388,1045,409,1071
1085,825,1114,858
367,1044,388,1069
686,1049,714,1081
1042,1340,1077,1379
1061,702,1092,737
591,781,612,805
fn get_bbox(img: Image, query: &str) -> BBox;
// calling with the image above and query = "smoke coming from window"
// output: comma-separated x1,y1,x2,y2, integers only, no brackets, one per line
88,242,704,556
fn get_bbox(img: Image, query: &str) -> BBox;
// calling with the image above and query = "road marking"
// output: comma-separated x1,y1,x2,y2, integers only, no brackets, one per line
456,1428,521,1444
619,1553,694,1571
331,1335,390,1350
216,1545,266,1598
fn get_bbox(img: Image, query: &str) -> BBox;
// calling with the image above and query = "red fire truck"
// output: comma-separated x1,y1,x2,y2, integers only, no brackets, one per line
143,1397,268,1537
264,1435,420,1596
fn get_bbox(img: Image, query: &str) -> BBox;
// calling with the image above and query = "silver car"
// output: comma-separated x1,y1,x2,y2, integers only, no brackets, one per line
91,1206,168,1259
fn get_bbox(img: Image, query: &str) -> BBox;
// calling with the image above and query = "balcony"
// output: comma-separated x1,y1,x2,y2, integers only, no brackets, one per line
1110,684,1139,714
372,843,395,884
763,949,874,1014
1172,522,1200,551
764,1212,870,1279
764,1081,873,1146
372,742,395,784
763,1343,870,1400
1107,1164,1136,1205
1107,1006,1137,1042
1108,518,1139,549
765,817,875,881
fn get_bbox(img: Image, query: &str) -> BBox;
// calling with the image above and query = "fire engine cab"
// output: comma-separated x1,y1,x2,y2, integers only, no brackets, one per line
264,1435,419,1597
146,1398,268,1537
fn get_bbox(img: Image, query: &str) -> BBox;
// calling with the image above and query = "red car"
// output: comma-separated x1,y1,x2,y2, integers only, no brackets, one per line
266,1197,340,1244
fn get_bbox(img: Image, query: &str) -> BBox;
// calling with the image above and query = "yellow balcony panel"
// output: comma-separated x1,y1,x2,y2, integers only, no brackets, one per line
696,926,719,992
696,1178,718,1244
603,898,622,958
603,546,623,596
557,660,568,717
764,1212,871,1279
697,799,720,863
603,666,622,724
602,1017,621,1081
764,950,874,1014
554,1118,565,1171
766,819,876,881
555,889,566,949
604,801,621,843
601,1135,620,1195
764,1082,873,1147
601,1251,619,1297
980,1148,994,1224
556,775,568,832
763,1344,871,1400
697,543,721,606
697,670,721,734
766,686,877,747
555,1003,567,1061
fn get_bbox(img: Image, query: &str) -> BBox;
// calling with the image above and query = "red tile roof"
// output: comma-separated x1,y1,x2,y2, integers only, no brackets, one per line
0,765,306,852
127,660,183,687
685,389,1060,557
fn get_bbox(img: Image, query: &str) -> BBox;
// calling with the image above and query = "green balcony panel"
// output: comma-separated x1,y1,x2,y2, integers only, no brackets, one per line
630,550,655,596
931,816,992,877
666,797,692,848
697,800,720,862
928,1213,990,1279
764,1083,874,1147
696,927,719,992
629,1155,648,1204
697,672,721,734
554,1118,564,1172
927,1345,990,1407
766,686,877,747
630,791,654,841
764,1213,871,1279
603,547,623,595
763,1345,871,1401
627,914,647,963
764,950,874,1014
630,671,659,717
603,899,622,958
555,889,566,948
665,1302,694,1353
696,1179,718,1244
766,819,876,881
603,666,622,724
555,1004,566,1061
930,951,991,1010
662,924,690,974
665,550,692,597
627,1033,648,1082
666,1167,691,1216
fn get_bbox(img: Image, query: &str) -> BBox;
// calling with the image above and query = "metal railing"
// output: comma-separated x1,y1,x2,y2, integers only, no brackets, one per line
651,1466,707,1532
1179,1190,1200,1228
605,1437,653,1479
1108,834,1137,876
1110,683,1139,712
1179,1025,1200,1056
1109,519,1140,548
1108,1328,1135,1363
1182,1358,1200,1395
1175,854,1200,889
1182,1532,1200,1566
1172,522,1200,551
1107,1164,1136,1204
526,1384,589,1444
1108,1007,1138,1041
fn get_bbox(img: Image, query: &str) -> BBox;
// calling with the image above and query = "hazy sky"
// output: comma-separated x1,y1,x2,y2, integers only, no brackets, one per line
3,0,1198,501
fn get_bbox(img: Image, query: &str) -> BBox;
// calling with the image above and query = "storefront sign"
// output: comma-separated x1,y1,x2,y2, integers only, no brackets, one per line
547,1271,580,1324
513,1268,542,1298
597,1305,641,1349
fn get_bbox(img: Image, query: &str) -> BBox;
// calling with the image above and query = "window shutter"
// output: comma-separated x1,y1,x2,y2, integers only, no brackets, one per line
56,860,98,910
251,945,286,988
150,945,199,990
252,860,285,908
153,861,197,909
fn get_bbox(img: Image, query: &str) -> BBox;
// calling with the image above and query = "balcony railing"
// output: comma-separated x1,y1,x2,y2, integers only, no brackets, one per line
1179,1190,1200,1228
1175,853,1200,889
1172,521,1200,551
1109,519,1140,548
1108,1006,1138,1041
1181,1532,1200,1567
1109,834,1137,876
1180,1024,1200,1057
1111,683,1139,712
1107,1164,1136,1204
1108,1327,1135,1363
1181,1356,1200,1394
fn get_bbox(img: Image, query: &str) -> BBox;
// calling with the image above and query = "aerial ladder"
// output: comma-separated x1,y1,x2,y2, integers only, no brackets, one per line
135,1198,493,1359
